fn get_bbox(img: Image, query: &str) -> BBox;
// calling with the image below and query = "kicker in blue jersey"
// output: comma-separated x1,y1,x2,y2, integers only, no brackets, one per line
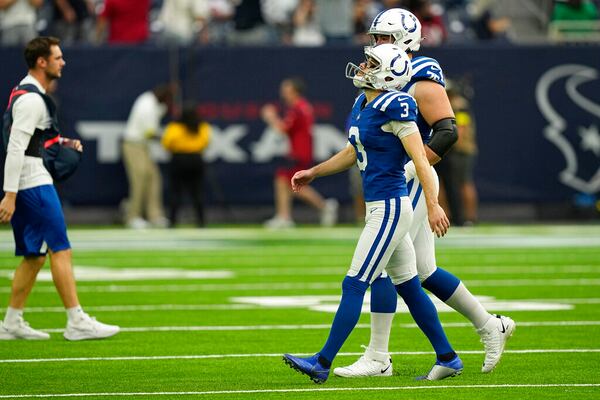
348,91,418,202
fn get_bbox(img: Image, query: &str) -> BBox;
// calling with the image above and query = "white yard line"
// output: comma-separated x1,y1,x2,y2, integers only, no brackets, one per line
0,384,599,398
2,226,600,251
33,320,600,334
1,264,598,275
20,298,600,313
1,349,599,364
2,278,600,294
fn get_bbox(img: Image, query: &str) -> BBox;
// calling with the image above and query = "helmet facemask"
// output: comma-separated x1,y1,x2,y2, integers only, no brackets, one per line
345,45,412,91
345,54,382,90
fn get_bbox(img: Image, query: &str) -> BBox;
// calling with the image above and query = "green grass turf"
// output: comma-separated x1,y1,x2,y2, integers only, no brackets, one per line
0,225,599,399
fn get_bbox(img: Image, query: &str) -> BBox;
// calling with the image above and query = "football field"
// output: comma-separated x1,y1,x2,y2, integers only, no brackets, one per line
0,225,599,399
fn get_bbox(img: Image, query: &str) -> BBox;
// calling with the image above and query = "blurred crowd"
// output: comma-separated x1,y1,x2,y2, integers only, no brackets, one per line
2,0,598,48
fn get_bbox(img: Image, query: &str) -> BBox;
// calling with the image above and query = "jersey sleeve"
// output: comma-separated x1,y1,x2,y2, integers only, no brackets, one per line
410,57,445,87
374,92,418,122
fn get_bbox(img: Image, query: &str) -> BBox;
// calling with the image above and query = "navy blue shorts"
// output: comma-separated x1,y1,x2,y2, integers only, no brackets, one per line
10,185,71,256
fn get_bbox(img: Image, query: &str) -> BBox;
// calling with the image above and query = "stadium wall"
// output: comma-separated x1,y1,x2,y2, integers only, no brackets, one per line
0,45,598,220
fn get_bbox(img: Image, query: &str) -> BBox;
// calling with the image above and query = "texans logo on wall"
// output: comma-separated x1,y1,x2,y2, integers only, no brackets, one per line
536,64,600,194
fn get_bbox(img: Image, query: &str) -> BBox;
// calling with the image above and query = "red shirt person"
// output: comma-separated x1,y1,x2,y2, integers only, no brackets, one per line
261,77,338,229
96,0,149,44
278,95,314,177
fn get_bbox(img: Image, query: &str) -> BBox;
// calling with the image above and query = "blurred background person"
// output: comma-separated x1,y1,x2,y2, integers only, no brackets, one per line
291,0,325,47
261,0,297,44
436,79,479,226
353,0,381,45
552,0,599,23
227,0,271,46
261,77,338,228
0,0,43,47
122,84,173,230
447,80,478,225
409,0,447,46
161,104,211,228
550,0,599,39
95,0,149,44
156,0,211,47
50,0,95,45
314,0,353,44
469,0,511,41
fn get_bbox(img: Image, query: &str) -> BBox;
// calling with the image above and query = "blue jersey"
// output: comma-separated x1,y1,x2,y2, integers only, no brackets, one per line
348,91,418,202
401,56,446,145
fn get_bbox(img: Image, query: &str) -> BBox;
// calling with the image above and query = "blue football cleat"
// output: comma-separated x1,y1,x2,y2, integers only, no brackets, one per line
283,353,330,384
416,355,464,381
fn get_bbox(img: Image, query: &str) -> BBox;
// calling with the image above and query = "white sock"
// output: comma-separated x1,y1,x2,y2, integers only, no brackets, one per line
4,307,23,326
445,283,492,329
368,312,395,353
66,306,85,322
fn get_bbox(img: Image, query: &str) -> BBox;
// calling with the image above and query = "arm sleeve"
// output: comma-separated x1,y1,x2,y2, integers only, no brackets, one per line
3,129,32,192
3,95,46,192
282,108,297,134
381,120,419,139
137,100,163,138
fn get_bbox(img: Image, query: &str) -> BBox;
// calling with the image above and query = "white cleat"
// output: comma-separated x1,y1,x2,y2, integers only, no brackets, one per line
320,199,339,227
263,216,295,229
1,318,50,340
478,314,516,373
416,356,463,381
333,347,392,377
64,314,120,341
0,321,17,340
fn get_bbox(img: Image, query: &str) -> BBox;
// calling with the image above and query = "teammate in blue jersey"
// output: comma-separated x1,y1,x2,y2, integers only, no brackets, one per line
282,44,463,384
334,8,515,378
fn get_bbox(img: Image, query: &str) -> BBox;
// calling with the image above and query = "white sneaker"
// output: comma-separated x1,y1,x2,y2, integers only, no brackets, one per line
263,216,295,229
127,217,150,230
2,318,50,340
478,314,516,373
333,346,392,377
320,199,339,227
151,217,170,228
0,321,16,340
64,313,120,341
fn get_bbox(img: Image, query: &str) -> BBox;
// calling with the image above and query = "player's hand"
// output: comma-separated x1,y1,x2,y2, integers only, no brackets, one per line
62,138,83,152
291,169,316,192
261,104,278,122
427,204,450,238
0,193,17,223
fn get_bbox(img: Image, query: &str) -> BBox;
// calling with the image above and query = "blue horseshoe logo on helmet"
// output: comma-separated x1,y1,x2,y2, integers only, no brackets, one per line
401,13,417,33
390,55,409,76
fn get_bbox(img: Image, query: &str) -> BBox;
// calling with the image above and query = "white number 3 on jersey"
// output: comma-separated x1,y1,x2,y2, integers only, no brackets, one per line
349,126,368,171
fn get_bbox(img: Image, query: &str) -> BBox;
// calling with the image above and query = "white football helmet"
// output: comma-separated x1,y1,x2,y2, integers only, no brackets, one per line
368,8,422,52
345,43,412,91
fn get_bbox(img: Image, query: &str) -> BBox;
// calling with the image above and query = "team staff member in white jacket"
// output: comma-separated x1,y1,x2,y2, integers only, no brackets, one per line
0,36,119,341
